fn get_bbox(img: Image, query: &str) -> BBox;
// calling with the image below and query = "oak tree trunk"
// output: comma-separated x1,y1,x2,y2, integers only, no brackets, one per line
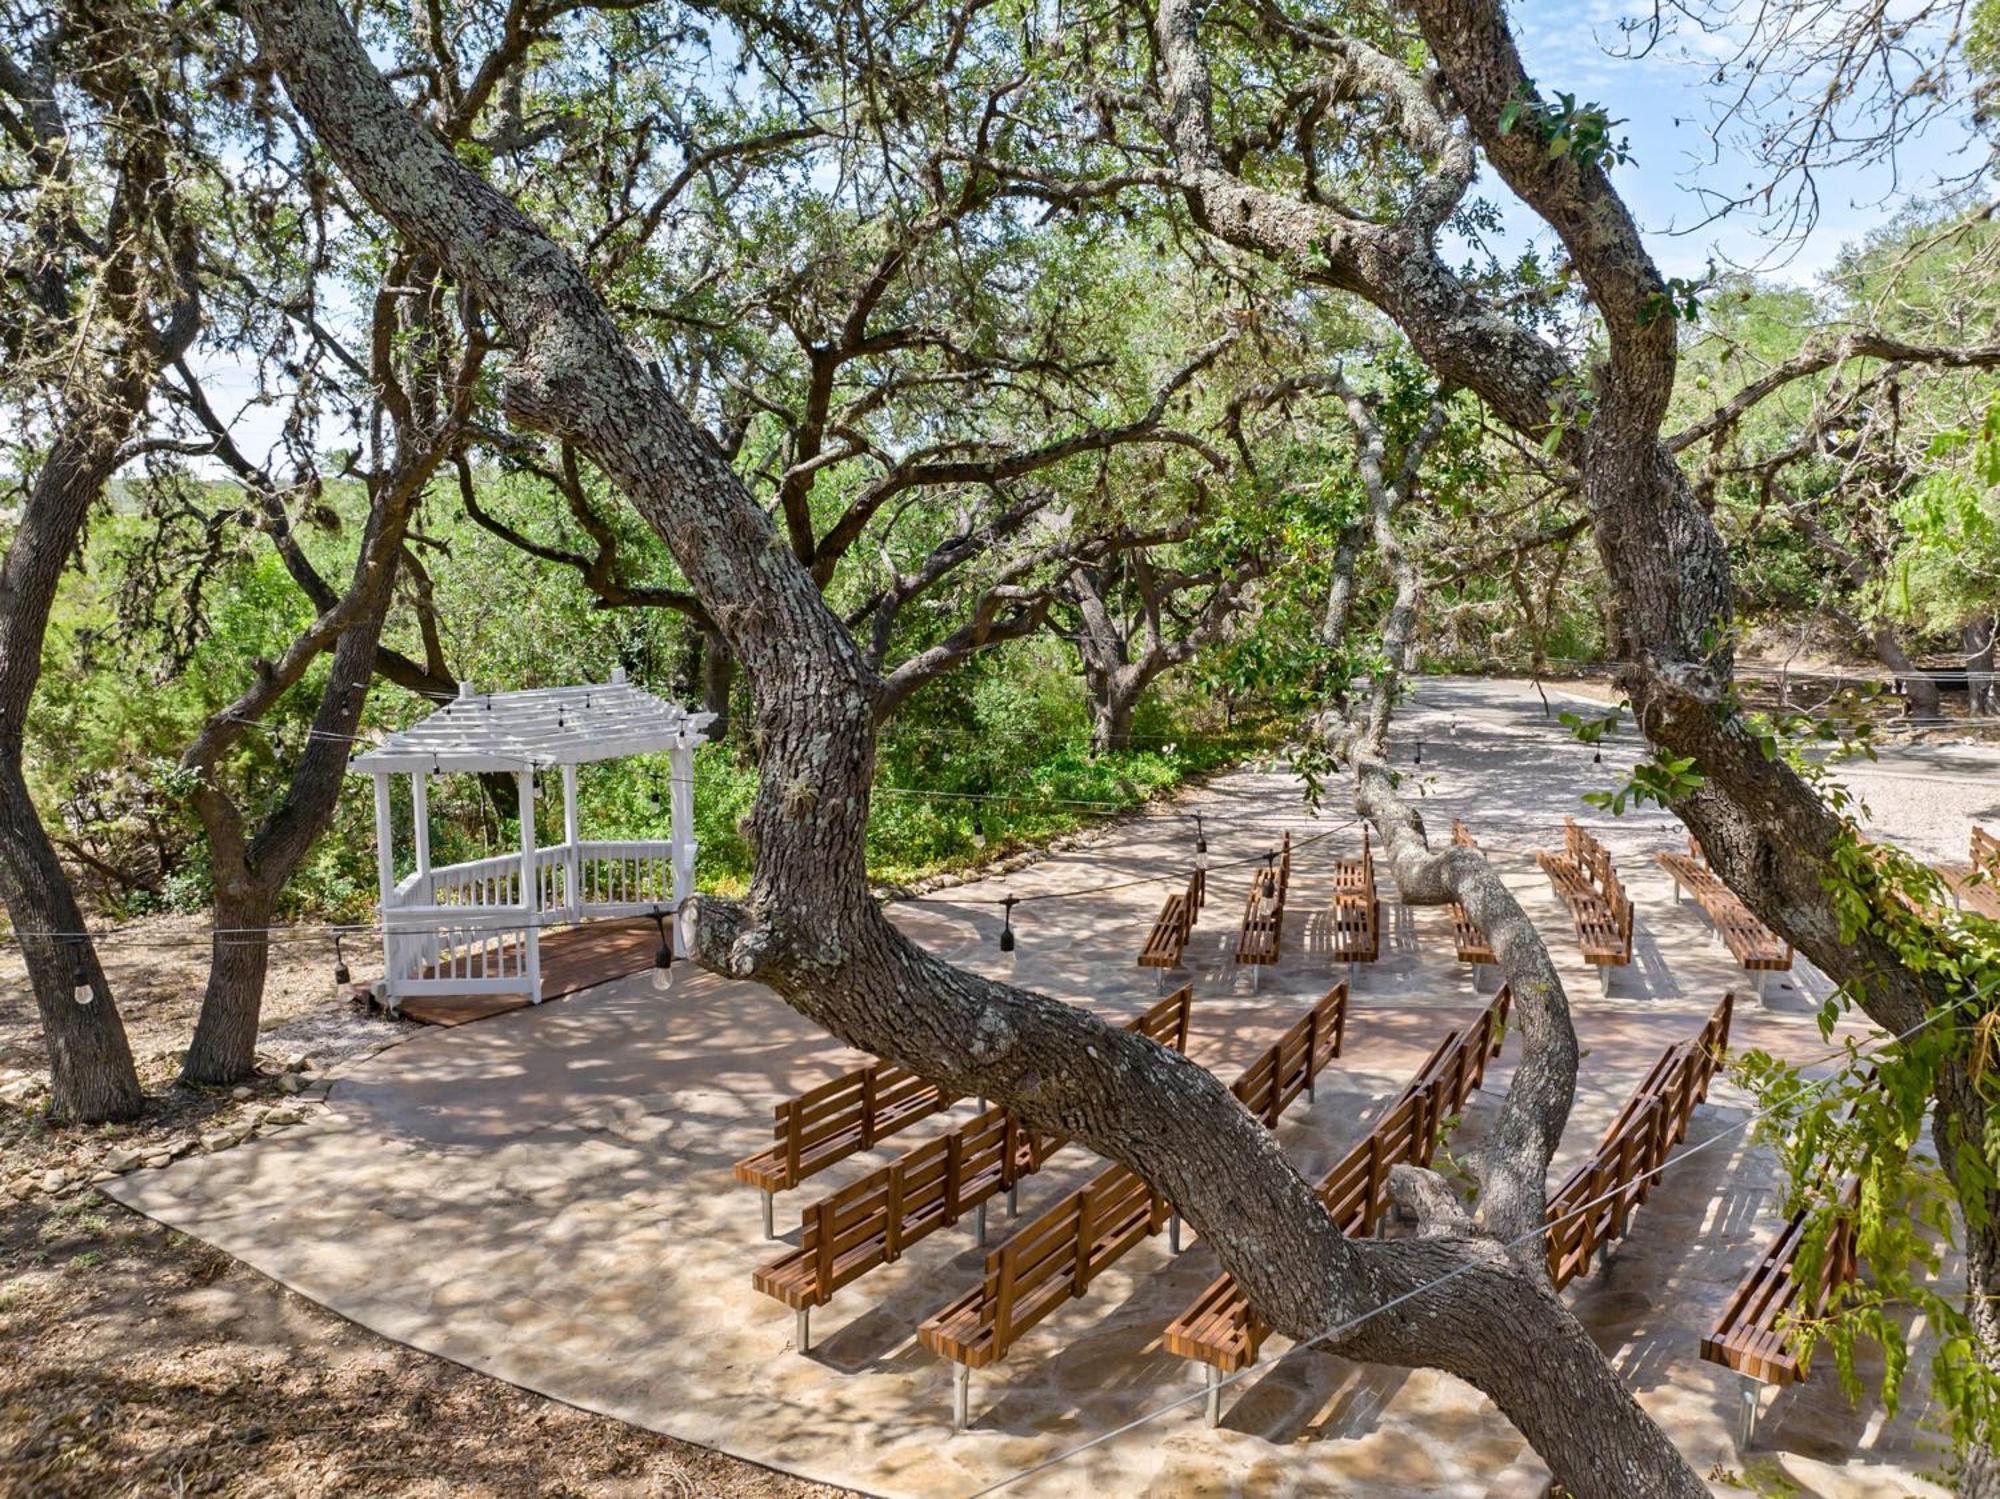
1870,623,1941,719
1966,615,1996,718
181,884,275,1084
702,627,735,738
0,428,146,1122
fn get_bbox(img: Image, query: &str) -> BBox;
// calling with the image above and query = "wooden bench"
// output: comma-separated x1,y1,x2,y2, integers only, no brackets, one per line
917,981,1349,1429
1940,826,2000,924
1544,993,1733,1289
1231,981,1348,1127
1656,839,1793,998
1234,831,1293,985
753,984,1196,1349
733,1059,961,1237
1328,827,1381,981
1448,821,1499,988
1703,1075,1871,1445
1535,818,1634,994
1138,869,1207,985
1163,986,1513,1423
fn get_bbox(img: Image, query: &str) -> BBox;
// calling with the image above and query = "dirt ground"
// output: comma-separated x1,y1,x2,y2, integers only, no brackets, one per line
0,922,847,1497
0,1192,846,1497
0,913,396,1084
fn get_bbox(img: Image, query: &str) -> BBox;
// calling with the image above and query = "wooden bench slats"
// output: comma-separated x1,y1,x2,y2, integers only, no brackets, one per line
754,986,1196,1313
917,982,1348,1374
1235,832,1292,966
1329,828,1381,964
1139,870,1207,971
1447,821,1498,966
1657,842,1793,970
735,1057,962,1195
1940,825,2000,924
1163,986,1513,1377
1536,818,1634,969
1702,1071,1870,1388
1231,982,1348,1127
1543,994,1732,1289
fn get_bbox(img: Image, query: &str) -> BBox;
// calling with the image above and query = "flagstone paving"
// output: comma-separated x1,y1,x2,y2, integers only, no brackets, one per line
106,678,1989,1497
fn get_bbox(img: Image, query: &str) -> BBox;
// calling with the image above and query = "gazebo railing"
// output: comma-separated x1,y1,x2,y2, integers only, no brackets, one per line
380,838,690,1002
384,906,536,997
574,838,682,917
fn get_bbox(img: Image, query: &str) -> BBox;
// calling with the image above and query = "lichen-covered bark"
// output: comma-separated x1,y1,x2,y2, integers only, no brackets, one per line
241,5,1706,1490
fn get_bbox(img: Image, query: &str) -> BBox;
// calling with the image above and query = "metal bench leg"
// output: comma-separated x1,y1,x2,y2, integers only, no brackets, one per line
1347,959,1356,989
953,1364,971,1433
974,1201,987,1247
796,1306,810,1353
1007,1184,1019,1217
1739,1378,1761,1448
1753,969,1771,1002
1597,966,1612,998
1252,964,1260,993
762,1190,775,1240
1205,1365,1222,1427
1156,967,1165,994
1169,1211,1182,1254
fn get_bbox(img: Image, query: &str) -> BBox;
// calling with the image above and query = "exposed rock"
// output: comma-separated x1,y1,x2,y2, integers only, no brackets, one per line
200,1130,237,1153
39,1168,67,1193
231,1086,252,1101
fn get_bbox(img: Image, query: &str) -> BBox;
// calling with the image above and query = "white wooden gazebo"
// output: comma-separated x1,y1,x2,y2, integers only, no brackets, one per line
349,669,713,1012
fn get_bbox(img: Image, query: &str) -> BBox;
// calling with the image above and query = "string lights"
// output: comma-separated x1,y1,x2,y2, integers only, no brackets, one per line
330,933,351,995
70,942,92,1006
1193,813,1208,872
998,894,1018,953
971,817,988,850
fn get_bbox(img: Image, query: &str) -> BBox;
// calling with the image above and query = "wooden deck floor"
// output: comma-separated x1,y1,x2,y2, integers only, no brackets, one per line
401,917,660,1027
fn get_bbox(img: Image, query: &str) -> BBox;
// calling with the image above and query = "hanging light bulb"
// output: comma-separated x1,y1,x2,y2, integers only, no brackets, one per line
70,946,93,1007
971,816,988,850
1413,739,1424,765
650,907,675,993
1194,814,1209,871
331,933,351,995
1592,745,1603,764
998,894,1018,953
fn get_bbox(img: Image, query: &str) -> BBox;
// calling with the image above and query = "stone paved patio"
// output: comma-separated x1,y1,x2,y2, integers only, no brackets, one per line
106,679,1992,1497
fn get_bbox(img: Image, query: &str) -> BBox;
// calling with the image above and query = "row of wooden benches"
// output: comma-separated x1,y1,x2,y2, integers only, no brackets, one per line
731,986,1195,1235
743,975,1867,1440
916,982,1355,1426
1143,815,1799,1005
1141,826,1384,985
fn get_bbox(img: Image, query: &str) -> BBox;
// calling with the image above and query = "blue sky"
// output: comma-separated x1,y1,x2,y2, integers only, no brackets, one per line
1509,0,1987,281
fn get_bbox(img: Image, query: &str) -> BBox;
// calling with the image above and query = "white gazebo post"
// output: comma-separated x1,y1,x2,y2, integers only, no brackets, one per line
516,768,542,1003
561,763,582,921
410,767,432,903
372,771,396,984
669,735,697,956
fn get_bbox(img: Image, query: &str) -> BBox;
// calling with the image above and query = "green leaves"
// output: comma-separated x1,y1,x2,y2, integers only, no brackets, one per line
1495,84,1633,173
